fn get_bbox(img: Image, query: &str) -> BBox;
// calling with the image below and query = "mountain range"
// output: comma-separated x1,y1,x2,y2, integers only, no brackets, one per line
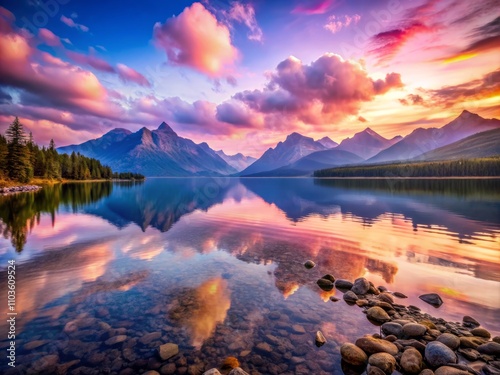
58,122,237,176
58,111,500,177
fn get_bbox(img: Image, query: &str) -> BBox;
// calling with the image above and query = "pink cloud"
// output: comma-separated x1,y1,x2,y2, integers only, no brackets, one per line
60,15,89,32
233,53,403,127
371,22,435,62
225,2,263,42
153,2,239,77
292,0,334,15
67,51,115,73
324,14,361,34
38,28,62,46
116,64,151,87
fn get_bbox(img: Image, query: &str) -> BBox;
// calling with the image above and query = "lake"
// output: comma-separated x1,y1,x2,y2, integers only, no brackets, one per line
0,178,499,374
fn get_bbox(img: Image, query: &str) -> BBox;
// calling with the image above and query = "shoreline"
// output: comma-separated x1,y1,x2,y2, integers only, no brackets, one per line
312,270,500,375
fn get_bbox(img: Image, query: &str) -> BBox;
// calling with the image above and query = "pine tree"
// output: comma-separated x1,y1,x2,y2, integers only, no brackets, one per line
6,117,31,183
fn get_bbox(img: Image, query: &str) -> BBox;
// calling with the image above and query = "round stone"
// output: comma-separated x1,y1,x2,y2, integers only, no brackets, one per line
368,352,396,374
425,341,457,368
340,343,368,366
400,347,422,375
403,323,427,337
436,333,460,350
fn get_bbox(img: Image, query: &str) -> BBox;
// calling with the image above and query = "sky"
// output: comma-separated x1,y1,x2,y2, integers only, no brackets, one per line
0,0,499,157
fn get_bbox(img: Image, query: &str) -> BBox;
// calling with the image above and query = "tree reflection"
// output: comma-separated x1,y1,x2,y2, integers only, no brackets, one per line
0,182,114,252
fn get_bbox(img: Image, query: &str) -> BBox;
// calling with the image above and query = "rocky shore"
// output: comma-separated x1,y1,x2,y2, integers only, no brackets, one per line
0,184,41,195
303,264,500,375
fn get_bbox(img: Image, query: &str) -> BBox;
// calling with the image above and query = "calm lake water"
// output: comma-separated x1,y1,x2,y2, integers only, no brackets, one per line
1,178,499,374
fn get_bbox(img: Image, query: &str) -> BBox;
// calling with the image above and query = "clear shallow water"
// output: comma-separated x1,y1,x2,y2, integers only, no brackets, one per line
0,178,499,374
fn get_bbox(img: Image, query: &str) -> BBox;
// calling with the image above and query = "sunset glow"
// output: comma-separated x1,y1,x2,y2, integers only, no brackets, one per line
0,1,498,156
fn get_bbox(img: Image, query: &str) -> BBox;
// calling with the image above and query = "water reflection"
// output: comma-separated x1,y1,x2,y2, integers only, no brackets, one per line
0,178,499,374
0,182,113,252
169,277,231,348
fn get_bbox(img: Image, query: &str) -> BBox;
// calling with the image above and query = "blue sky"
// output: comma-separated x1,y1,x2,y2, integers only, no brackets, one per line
0,0,498,156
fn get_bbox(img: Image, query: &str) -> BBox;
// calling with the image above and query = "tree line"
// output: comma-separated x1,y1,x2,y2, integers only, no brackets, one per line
314,157,500,178
0,117,145,183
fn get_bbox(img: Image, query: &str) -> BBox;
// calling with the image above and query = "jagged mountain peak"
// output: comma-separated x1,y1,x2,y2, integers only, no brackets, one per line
157,122,177,135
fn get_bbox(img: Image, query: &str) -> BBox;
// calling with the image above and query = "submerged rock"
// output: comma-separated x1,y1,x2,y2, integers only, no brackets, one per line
419,293,443,307
315,331,326,347
304,260,315,269
158,343,179,360
221,357,240,369
317,278,334,291
340,343,368,366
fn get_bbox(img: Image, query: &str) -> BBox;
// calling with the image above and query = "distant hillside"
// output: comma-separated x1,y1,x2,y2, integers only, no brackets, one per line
368,110,500,163
317,136,338,149
314,157,500,178
245,149,363,177
415,128,500,161
215,150,256,172
58,122,236,177
239,132,327,176
336,128,402,159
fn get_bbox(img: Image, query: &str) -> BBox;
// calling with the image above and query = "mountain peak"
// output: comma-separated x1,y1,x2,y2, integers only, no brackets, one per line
285,132,309,143
157,122,177,135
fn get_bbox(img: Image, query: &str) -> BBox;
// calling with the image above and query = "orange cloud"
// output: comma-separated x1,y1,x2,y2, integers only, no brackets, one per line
153,2,239,77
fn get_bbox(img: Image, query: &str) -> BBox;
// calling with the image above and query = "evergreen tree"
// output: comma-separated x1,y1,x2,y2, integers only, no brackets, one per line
6,117,31,183
0,134,8,178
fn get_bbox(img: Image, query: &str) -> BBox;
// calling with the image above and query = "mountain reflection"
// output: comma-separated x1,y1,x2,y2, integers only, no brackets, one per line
168,277,231,348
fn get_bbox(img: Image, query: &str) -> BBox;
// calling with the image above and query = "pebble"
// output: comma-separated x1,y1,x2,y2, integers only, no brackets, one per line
317,278,334,291
105,335,127,346
367,307,391,324
321,274,335,283
462,315,480,327
434,366,470,375
382,322,403,338
315,331,326,347
340,343,368,366
202,370,221,375
229,368,250,375
343,290,359,303
470,327,491,339
459,336,485,349
403,323,427,337
419,293,443,307
352,277,371,295
437,333,460,350
304,260,315,269
355,336,399,356
368,352,396,374
393,292,408,298
477,342,500,356
158,343,179,360
400,347,423,374
335,279,354,290
425,341,457,368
